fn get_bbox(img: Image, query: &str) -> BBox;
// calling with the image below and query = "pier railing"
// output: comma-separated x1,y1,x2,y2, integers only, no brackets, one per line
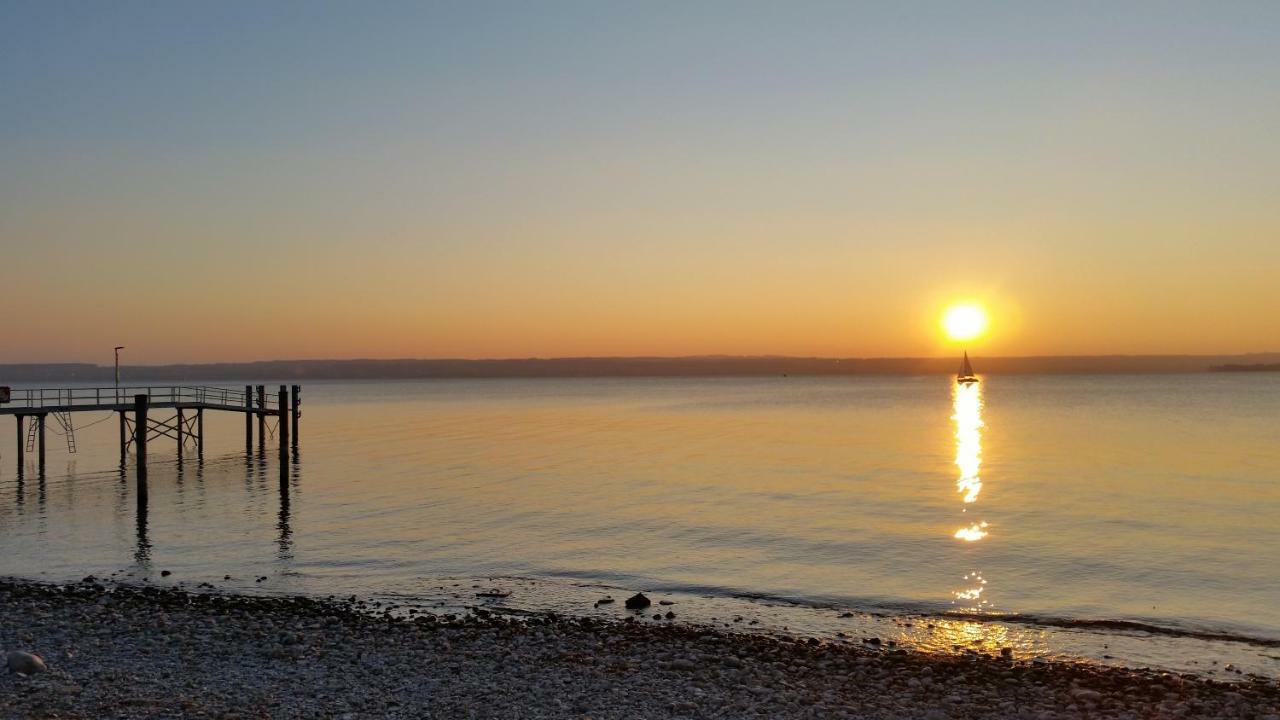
2,385,279,411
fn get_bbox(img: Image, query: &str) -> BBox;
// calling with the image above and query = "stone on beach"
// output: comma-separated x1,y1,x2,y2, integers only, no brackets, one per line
624,593,651,609
1069,688,1103,704
6,650,47,675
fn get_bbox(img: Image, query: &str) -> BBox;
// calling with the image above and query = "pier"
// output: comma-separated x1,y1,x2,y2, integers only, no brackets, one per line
0,385,301,480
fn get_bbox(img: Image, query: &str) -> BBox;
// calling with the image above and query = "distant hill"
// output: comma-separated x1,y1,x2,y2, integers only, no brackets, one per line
1210,363,1280,372
3,353,1280,383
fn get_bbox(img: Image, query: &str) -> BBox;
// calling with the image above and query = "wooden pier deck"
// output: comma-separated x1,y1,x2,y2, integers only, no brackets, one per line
1,384,300,479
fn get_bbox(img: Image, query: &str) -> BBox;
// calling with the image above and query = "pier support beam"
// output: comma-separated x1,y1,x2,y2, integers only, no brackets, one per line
278,386,289,480
118,411,127,464
244,385,253,452
15,416,24,472
37,415,46,472
176,408,184,460
290,385,300,451
256,386,266,452
197,408,204,458
134,394,149,481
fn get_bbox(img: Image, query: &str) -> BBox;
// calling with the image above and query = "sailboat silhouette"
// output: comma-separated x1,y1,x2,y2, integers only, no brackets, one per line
957,351,979,384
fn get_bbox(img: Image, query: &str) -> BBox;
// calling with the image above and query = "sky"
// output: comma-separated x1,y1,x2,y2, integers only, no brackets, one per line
3,1,1279,364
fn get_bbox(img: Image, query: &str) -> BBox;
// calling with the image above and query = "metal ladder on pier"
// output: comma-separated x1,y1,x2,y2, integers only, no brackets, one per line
22,413,78,453
53,411,77,453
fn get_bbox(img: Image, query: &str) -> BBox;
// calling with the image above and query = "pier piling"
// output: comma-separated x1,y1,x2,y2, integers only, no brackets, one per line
290,384,300,450
37,415,46,472
244,385,253,451
15,416,24,472
176,408,184,460
278,386,289,479
134,394,149,480
256,386,266,452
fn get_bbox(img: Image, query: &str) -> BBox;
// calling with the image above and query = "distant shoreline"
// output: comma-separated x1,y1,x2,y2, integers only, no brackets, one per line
1210,364,1280,372
3,353,1280,383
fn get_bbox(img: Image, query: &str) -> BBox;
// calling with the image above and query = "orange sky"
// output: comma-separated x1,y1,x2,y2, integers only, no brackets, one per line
4,4,1279,364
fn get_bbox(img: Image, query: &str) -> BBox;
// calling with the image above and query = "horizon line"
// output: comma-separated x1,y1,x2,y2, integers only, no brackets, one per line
4,351,1279,369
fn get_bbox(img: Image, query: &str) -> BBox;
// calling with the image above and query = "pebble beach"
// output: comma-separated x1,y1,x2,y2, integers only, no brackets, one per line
2,578,1278,719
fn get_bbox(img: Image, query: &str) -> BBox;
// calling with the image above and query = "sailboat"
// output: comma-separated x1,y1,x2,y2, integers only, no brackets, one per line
957,351,979,384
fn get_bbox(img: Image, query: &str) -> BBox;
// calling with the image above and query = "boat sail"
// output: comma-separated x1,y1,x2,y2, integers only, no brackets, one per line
957,351,978,384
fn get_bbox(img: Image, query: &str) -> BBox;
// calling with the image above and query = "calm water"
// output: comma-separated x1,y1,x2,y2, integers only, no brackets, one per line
2,375,1278,677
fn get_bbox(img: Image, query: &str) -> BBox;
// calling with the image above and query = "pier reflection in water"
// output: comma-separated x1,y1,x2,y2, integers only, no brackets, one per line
115,447,301,574
277,452,299,565
135,472,151,569
950,380,991,612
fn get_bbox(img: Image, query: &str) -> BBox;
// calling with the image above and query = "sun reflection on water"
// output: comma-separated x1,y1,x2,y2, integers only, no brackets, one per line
953,522,989,542
951,380,992,612
918,615,1013,656
952,382,983,504
952,571,990,610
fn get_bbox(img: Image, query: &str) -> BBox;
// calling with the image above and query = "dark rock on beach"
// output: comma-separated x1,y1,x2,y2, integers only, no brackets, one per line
625,592,651,609
5,651,46,676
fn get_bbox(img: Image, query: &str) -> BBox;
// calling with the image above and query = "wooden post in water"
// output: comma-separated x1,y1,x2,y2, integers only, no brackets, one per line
256,385,266,451
37,415,46,472
244,385,253,451
118,410,127,464
277,386,289,480
134,394,149,480
176,407,184,460
290,385,300,451
197,408,204,458
15,416,24,472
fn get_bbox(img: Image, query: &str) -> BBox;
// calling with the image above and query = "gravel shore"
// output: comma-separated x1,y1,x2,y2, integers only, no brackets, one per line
2,578,1278,719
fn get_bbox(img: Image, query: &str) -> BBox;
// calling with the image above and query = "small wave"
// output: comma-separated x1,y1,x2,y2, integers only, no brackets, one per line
942,612,1280,649
708,587,1280,649
354,573,1280,652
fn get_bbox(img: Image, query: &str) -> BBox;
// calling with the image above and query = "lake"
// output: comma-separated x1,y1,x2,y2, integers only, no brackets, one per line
2,374,1277,678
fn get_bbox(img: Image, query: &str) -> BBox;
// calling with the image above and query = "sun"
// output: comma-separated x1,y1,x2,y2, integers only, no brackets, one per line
943,304,988,342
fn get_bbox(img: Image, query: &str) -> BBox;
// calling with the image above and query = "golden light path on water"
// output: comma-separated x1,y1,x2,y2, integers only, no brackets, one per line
952,382,984,504
951,380,991,611
953,522,988,542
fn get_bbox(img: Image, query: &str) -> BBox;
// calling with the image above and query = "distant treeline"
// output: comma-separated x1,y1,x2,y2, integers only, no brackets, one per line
3,353,1280,383
1210,363,1280,372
